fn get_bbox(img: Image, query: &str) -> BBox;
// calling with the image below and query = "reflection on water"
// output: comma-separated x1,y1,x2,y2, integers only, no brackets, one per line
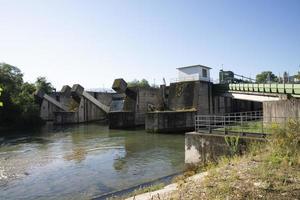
0,123,184,200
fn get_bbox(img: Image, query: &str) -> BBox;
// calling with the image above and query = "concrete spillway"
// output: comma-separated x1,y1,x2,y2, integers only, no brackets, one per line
82,91,110,113
71,84,110,113
35,89,70,121
42,93,69,111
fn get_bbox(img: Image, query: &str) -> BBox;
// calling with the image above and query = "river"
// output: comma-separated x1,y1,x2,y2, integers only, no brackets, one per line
0,123,185,200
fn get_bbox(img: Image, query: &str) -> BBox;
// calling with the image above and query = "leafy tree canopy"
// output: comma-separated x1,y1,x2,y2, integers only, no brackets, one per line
35,76,55,94
294,71,300,81
256,71,278,83
128,79,150,88
0,63,53,128
0,87,3,107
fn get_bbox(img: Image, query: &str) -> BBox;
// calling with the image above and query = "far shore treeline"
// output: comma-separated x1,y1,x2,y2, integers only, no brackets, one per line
0,63,54,129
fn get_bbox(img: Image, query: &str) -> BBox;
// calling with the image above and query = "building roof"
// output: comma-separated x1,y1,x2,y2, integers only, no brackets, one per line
177,64,212,70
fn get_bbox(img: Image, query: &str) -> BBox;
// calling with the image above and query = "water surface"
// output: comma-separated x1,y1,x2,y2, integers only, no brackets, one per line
0,123,184,200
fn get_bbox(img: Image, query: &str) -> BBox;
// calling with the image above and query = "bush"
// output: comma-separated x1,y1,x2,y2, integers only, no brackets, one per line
267,119,300,166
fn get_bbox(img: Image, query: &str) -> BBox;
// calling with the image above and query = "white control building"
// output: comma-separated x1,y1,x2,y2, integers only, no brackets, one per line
177,65,211,82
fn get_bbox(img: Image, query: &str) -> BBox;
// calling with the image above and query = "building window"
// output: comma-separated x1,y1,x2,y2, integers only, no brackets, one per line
202,69,208,78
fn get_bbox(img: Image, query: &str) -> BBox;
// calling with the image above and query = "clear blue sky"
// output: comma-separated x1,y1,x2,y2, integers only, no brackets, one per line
1,0,300,89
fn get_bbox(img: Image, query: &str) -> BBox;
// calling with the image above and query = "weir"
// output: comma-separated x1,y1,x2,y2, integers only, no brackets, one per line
35,66,300,129
54,84,112,124
109,78,160,129
36,84,114,124
35,87,70,120
72,84,110,113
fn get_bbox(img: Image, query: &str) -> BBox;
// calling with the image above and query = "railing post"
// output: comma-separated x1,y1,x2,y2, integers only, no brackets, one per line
208,116,212,133
224,116,226,134
195,115,197,132
262,118,264,134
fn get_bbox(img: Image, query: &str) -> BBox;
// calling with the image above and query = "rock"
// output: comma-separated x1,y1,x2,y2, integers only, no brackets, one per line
254,181,270,190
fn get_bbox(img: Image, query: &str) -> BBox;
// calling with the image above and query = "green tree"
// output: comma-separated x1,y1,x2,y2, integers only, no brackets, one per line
0,63,24,124
0,87,3,107
256,71,278,83
0,63,45,128
35,76,55,94
294,71,300,82
128,79,150,88
139,79,150,88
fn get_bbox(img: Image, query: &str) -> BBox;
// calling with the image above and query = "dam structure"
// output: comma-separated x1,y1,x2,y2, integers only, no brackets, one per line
36,84,114,124
145,65,261,133
36,65,300,133
108,78,160,129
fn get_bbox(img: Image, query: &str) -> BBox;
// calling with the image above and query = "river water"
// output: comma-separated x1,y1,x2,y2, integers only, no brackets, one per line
0,123,185,200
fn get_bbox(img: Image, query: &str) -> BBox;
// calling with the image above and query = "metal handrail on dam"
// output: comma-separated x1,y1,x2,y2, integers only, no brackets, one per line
195,110,267,137
195,110,300,138
228,83,300,95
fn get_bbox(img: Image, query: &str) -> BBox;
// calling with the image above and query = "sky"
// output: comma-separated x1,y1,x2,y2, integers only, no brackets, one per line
0,0,300,89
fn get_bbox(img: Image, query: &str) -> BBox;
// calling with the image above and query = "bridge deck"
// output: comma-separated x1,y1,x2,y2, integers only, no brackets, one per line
228,83,300,95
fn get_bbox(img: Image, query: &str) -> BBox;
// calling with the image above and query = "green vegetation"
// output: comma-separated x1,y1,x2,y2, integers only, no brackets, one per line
216,121,274,134
225,136,240,155
0,63,54,129
0,87,3,107
294,71,300,81
256,71,278,83
171,120,300,199
35,76,55,94
127,79,150,88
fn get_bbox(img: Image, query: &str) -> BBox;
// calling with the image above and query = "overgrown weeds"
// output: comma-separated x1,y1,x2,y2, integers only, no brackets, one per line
173,119,300,200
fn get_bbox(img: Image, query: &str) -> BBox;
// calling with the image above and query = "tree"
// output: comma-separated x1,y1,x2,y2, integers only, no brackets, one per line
0,63,45,128
0,87,3,107
35,77,55,94
256,71,278,83
128,79,150,88
294,71,300,82
139,79,150,88
0,63,24,124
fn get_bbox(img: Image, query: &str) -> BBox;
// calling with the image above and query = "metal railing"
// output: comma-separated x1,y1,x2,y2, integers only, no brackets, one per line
170,76,212,83
195,111,300,138
195,110,267,136
228,83,300,95
196,111,262,129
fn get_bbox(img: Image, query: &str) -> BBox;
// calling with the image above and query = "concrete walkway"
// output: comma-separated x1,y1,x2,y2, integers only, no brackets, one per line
125,172,208,200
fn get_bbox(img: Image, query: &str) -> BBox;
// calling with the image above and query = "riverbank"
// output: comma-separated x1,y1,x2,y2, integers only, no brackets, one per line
125,152,299,200
124,120,300,200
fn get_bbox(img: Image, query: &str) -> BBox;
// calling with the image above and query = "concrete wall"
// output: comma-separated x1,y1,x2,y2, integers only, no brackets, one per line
196,81,212,114
40,99,62,120
185,132,263,164
146,111,195,133
54,95,108,124
135,87,160,125
263,98,300,123
212,96,262,115
54,112,77,124
108,87,160,128
88,92,114,107
168,81,212,113
77,97,107,123
145,81,212,133
109,111,135,129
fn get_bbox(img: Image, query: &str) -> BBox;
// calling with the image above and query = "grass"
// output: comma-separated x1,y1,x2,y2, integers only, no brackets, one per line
171,119,300,200
216,121,274,134
118,120,299,200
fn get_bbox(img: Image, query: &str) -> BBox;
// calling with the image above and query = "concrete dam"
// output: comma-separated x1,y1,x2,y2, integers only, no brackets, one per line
36,65,300,133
